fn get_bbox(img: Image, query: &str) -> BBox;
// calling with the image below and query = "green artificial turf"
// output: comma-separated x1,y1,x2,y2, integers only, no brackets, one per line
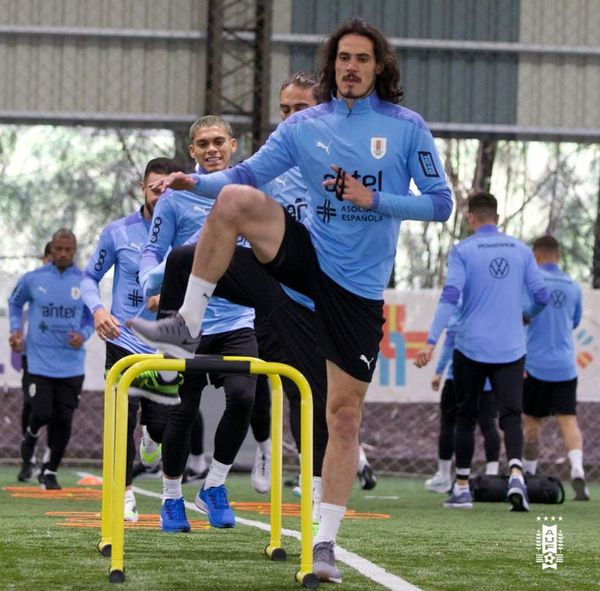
0,467,598,590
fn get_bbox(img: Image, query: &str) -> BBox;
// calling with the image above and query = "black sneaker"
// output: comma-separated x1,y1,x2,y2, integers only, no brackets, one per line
358,464,377,490
38,467,61,490
17,461,36,482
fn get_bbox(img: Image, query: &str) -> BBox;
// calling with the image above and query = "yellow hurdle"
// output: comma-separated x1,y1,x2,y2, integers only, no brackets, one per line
99,354,318,588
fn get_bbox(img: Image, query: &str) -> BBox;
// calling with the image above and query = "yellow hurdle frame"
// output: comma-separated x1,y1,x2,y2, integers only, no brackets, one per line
98,354,318,588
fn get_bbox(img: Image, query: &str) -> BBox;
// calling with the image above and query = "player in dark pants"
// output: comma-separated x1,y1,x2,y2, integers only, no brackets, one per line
81,157,184,520
9,229,94,490
16,242,54,481
155,243,330,522
154,256,258,531
425,311,500,493
417,192,549,512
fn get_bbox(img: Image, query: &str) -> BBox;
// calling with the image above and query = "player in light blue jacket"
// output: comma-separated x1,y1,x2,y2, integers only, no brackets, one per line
522,235,589,500
128,19,452,583
9,229,93,490
81,157,184,521
416,192,549,513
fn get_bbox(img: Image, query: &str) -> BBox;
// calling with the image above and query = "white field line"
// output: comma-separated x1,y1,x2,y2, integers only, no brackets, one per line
77,471,422,591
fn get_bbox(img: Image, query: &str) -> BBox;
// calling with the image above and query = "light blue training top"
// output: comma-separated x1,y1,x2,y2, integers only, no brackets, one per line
428,225,549,363
81,207,156,354
525,263,582,381
180,92,453,300
9,263,93,377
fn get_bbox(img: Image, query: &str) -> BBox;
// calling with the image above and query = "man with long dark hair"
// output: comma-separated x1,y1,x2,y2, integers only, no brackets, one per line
130,18,452,582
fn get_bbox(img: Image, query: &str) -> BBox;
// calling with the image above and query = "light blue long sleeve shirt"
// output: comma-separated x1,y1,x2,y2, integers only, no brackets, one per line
81,208,156,354
428,225,549,363
9,264,93,377
180,92,453,300
525,263,582,381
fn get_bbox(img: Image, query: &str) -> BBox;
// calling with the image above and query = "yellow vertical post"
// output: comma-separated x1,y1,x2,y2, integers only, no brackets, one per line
108,358,184,582
266,373,283,557
98,354,162,557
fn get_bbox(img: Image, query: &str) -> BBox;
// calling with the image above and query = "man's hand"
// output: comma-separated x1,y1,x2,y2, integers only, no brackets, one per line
322,164,374,208
414,344,435,368
146,295,160,312
93,308,121,340
9,330,24,353
68,332,85,349
431,374,442,391
148,171,197,194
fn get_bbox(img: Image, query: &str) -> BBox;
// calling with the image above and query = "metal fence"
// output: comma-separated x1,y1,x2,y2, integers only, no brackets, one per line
2,387,599,484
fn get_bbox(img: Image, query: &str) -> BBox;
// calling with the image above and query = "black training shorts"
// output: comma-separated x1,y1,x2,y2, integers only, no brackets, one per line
523,374,577,417
261,208,384,383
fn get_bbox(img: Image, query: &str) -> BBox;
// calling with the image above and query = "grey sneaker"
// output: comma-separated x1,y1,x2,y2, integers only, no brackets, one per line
507,474,529,512
127,313,201,358
572,477,590,501
313,541,342,584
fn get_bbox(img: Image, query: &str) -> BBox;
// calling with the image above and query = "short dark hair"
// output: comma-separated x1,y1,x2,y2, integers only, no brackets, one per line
143,157,183,181
43,241,52,257
532,235,560,254
188,115,234,144
317,18,403,104
52,228,77,244
280,71,321,103
467,191,498,220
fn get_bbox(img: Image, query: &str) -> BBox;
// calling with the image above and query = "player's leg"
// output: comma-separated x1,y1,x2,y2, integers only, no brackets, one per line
21,374,53,484
477,390,500,475
160,370,206,533
522,373,546,475
183,410,208,483
447,351,486,509
195,328,258,528
426,378,456,493
250,375,272,494
489,357,529,511
39,375,83,490
17,356,37,481
553,377,589,500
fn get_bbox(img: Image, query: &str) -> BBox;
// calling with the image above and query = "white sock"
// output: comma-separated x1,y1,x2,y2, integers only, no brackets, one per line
162,476,183,501
312,476,322,523
523,459,538,475
313,503,345,545
438,459,452,480
179,275,216,337
258,439,271,457
125,489,135,502
204,458,232,489
187,453,207,474
568,449,584,479
357,446,368,471
485,461,499,475
42,446,51,464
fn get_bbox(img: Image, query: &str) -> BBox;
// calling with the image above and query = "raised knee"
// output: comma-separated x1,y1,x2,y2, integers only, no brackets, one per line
215,185,262,220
